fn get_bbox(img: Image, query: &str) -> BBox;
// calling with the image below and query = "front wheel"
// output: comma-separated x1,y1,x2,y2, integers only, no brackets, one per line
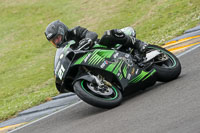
73,80,123,109
147,45,181,82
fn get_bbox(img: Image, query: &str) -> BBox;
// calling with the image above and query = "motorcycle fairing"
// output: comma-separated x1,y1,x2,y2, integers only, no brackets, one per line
73,49,156,89
54,40,77,83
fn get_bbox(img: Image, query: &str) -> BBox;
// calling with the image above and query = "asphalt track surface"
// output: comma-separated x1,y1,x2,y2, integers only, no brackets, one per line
11,45,200,133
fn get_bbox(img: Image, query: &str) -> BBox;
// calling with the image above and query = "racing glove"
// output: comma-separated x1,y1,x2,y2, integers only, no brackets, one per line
78,38,93,50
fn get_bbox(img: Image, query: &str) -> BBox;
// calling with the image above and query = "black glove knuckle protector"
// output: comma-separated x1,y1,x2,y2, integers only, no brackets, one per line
78,38,93,49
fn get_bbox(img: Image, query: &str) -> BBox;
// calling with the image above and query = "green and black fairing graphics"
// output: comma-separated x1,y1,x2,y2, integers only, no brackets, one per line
54,40,76,83
73,49,156,90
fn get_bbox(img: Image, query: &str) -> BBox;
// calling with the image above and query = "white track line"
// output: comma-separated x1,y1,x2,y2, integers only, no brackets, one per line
8,100,83,133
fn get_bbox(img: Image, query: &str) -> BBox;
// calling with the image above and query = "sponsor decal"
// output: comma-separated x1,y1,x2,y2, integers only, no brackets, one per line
125,54,130,58
84,54,91,62
117,73,120,76
113,52,119,58
100,60,108,68
135,69,139,74
104,60,109,64
127,74,131,80
100,63,105,68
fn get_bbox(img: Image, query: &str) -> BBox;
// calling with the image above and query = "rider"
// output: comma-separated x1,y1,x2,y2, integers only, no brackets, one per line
44,20,98,49
44,20,148,59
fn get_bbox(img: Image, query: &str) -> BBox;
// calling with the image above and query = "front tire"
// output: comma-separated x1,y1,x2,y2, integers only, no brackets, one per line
73,80,123,109
147,45,181,82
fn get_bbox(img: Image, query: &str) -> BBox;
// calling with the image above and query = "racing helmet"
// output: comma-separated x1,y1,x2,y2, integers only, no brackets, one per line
45,20,68,48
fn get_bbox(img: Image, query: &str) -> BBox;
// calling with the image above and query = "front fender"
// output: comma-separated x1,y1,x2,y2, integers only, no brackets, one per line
72,74,97,86
72,72,125,93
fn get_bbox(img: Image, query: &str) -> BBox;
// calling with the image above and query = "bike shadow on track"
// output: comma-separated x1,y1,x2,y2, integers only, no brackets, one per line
122,74,185,103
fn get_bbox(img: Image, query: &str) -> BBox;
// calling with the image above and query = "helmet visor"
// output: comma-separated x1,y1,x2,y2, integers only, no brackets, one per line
50,35,63,48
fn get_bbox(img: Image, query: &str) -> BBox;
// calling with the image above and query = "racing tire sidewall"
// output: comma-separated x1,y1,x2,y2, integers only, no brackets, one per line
73,80,123,109
147,45,181,82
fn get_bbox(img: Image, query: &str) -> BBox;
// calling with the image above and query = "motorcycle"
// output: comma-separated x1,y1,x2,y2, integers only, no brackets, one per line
54,29,181,109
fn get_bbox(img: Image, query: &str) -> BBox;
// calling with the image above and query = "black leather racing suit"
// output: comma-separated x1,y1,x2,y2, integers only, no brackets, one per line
99,29,148,54
64,26,98,48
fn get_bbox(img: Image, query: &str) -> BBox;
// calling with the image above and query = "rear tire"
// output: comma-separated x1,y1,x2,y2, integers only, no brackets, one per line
147,45,181,82
73,80,122,109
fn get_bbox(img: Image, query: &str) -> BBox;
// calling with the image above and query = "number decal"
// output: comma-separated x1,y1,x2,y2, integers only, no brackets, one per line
58,65,65,80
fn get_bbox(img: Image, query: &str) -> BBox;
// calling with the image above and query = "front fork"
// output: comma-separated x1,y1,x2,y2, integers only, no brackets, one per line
82,66,113,88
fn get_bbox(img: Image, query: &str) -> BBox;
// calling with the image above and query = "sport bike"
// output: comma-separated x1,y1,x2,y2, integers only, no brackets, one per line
54,30,181,109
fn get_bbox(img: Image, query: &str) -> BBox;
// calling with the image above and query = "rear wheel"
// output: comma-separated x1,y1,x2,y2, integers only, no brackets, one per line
73,79,122,109
147,45,181,82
